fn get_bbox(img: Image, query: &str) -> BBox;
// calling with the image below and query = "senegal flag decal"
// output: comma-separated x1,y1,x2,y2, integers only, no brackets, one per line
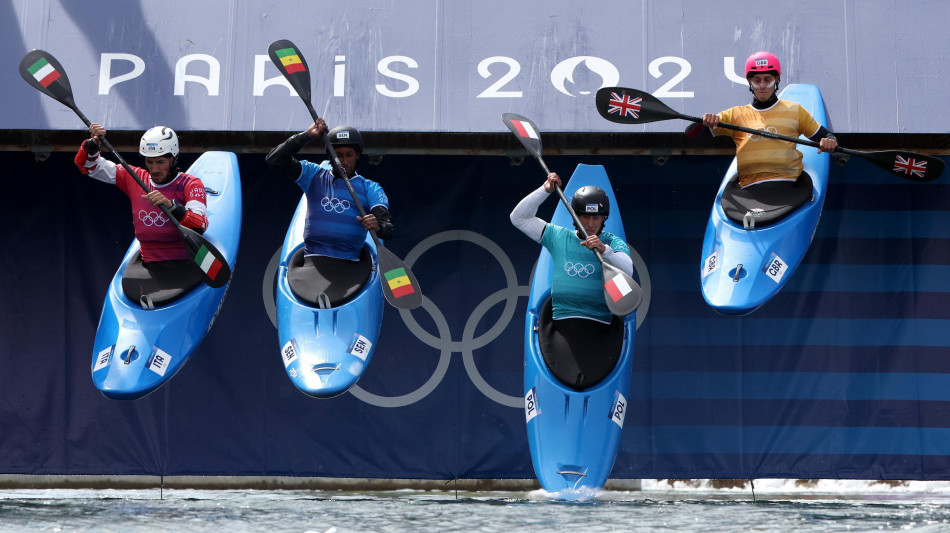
274,47,306,74
384,267,415,298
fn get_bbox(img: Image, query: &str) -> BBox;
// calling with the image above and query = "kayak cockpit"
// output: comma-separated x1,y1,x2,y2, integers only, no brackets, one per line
537,298,624,391
121,252,202,309
720,171,814,229
287,245,373,308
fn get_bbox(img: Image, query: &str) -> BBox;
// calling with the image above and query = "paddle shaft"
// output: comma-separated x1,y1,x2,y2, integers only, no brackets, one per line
677,109,865,157
528,152,610,265
300,102,384,248
74,110,183,230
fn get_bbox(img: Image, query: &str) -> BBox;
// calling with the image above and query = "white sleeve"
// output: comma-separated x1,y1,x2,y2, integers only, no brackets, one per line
509,186,550,242
86,155,118,185
601,246,634,276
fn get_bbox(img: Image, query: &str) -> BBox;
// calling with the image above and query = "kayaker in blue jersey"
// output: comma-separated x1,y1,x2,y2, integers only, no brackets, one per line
511,172,633,388
266,118,394,260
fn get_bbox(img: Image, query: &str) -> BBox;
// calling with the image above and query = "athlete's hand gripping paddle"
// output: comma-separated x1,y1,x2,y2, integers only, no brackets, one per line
595,86,944,182
267,39,422,310
502,113,642,316
18,49,231,288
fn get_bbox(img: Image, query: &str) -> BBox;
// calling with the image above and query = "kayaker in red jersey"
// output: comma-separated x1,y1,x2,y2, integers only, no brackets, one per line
74,124,209,267
686,51,838,189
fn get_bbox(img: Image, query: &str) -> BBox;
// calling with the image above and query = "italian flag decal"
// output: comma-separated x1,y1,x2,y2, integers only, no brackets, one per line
274,47,306,73
384,267,415,298
510,119,539,139
27,57,61,88
605,273,633,302
194,245,223,281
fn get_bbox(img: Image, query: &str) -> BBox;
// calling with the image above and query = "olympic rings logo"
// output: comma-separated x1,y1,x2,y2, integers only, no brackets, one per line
563,261,596,277
320,197,351,213
138,210,167,227
748,126,779,142
263,230,652,409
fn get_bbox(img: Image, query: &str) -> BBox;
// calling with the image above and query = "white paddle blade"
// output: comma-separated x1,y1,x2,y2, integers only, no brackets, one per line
602,264,642,316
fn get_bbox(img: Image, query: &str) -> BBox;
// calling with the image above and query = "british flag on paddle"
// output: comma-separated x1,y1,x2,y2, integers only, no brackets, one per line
607,92,642,119
893,155,928,178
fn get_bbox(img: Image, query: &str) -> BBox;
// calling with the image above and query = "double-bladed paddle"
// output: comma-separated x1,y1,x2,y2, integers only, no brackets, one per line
267,39,422,310
595,86,944,183
502,112,642,316
18,49,231,288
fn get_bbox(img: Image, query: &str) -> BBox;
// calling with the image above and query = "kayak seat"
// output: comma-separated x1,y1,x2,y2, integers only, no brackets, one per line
121,253,204,309
287,246,373,308
720,171,814,228
537,297,624,391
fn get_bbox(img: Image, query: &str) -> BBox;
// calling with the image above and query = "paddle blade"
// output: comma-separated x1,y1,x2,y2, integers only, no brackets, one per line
858,150,945,182
595,87,682,125
502,112,544,157
268,39,313,101
180,226,231,288
602,263,642,316
19,49,77,109
378,246,422,309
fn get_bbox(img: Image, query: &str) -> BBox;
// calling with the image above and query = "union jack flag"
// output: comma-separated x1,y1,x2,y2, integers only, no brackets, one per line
607,92,642,119
893,155,928,178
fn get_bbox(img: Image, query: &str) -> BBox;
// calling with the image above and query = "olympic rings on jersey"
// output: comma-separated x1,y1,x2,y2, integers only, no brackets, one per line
748,126,779,142
138,210,168,227
563,261,596,277
320,196,351,213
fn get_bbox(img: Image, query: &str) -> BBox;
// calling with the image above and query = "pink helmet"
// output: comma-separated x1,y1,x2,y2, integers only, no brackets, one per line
745,51,781,78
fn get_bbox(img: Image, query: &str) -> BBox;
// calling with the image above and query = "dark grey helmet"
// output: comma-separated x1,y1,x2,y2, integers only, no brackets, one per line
571,186,609,217
327,125,364,154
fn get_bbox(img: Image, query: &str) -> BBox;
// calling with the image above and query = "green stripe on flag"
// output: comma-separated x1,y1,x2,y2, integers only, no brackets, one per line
194,246,209,265
274,47,298,58
27,58,49,75
384,267,407,282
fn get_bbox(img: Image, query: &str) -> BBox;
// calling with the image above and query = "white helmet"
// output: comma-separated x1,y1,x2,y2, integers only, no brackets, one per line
139,126,179,158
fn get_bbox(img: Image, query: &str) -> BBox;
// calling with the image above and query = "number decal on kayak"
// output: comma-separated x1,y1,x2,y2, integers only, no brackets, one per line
703,249,721,277
348,334,373,361
525,387,540,423
608,391,627,428
146,348,173,377
763,252,788,283
94,346,114,372
281,339,299,367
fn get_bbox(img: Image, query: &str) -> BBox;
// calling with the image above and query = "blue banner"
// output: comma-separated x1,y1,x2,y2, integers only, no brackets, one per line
2,148,949,480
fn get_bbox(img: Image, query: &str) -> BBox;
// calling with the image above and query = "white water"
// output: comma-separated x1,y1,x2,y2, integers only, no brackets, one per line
2,480,950,532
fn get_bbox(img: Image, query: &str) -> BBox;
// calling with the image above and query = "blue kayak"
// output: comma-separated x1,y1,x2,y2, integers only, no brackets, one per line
700,84,831,315
276,196,384,398
91,151,242,399
523,164,637,496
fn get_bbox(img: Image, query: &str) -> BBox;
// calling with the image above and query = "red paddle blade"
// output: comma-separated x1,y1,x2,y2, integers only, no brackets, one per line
19,49,76,108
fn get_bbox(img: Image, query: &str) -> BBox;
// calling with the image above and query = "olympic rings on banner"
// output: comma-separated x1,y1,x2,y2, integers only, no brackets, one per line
262,229,652,408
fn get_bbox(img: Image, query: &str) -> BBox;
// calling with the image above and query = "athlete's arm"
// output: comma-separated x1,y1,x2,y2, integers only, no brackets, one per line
601,246,633,276
74,138,118,184
510,186,550,242
265,132,311,181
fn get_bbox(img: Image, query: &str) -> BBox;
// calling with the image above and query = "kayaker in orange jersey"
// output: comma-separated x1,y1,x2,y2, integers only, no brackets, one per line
686,51,838,189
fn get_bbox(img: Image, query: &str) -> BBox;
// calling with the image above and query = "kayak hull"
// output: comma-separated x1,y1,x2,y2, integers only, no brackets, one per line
700,84,831,315
91,151,242,400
